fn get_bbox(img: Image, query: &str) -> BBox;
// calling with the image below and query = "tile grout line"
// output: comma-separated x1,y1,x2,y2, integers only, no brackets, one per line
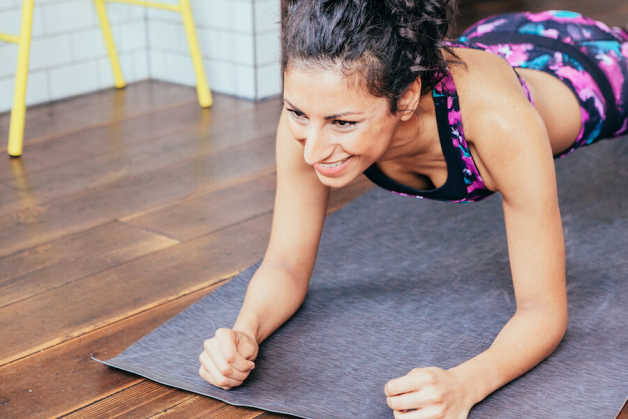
252,0,259,100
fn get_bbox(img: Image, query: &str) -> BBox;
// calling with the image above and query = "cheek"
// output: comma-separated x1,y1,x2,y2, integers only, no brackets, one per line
351,123,394,155
286,118,307,139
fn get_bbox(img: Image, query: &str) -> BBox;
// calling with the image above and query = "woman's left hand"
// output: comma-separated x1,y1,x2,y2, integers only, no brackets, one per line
385,367,473,419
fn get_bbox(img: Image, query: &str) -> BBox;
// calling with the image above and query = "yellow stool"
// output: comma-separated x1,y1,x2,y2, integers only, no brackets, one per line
3,0,212,158
95,0,213,107
1,0,34,158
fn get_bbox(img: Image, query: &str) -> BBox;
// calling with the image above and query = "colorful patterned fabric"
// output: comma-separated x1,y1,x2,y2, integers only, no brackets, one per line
459,10,628,152
364,10,628,203
432,67,507,202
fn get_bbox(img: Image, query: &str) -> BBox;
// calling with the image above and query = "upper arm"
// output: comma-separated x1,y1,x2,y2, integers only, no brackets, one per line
469,99,567,319
262,109,330,282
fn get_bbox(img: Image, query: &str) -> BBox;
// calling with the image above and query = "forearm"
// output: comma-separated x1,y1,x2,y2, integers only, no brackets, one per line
232,262,309,345
450,305,568,406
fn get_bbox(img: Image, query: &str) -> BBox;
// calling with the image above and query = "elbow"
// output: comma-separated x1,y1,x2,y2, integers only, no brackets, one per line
518,300,568,348
552,308,568,348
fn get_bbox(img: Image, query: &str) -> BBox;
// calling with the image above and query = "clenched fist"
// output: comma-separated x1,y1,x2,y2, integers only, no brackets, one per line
198,328,259,390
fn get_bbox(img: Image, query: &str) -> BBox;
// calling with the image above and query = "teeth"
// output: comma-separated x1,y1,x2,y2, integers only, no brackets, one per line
320,158,348,168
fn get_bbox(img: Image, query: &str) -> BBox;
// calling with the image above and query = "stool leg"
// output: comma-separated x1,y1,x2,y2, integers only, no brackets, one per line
94,0,125,89
7,0,35,158
179,0,212,108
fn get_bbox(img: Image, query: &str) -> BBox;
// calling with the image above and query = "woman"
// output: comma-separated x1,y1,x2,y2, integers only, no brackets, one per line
198,1,628,417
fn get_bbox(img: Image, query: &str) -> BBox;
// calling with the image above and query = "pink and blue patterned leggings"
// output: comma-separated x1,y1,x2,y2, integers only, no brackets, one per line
458,10,628,158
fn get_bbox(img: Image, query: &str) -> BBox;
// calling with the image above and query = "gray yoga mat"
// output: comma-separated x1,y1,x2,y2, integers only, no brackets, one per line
97,136,628,419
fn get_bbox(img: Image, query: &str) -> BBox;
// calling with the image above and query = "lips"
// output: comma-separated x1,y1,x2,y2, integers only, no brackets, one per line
318,157,350,168
314,156,352,177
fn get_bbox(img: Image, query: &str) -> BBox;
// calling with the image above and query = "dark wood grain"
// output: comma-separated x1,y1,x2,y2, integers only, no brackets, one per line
0,134,276,258
0,283,224,418
0,212,273,366
0,99,280,215
0,220,178,308
0,81,199,152
124,171,373,242
123,172,277,242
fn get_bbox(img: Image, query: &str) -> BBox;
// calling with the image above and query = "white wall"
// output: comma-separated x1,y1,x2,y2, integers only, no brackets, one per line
0,0,147,113
0,0,282,114
147,0,281,100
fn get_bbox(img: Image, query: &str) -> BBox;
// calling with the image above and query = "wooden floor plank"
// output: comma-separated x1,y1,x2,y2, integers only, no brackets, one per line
0,81,199,152
0,134,277,259
0,183,14,208
150,398,262,419
124,172,373,243
254,413,299,419
0,111,278,217
0,97,280,203
61,381,201,419
123,172,277,242
0,212,272,366
0,221,178,308
0,283,223,418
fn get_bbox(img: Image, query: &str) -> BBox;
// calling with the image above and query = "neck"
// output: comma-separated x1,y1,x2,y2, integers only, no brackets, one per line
381,92,440,169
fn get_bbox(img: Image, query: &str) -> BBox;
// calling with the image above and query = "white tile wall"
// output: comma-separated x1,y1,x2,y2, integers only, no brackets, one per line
255,0,281,33
0,1,19,11
0,0,282,114
256,30,280,66
146,0,281,100
257,62,281,99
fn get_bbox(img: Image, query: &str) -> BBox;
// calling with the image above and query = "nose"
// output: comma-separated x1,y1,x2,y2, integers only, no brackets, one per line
302,126,332,166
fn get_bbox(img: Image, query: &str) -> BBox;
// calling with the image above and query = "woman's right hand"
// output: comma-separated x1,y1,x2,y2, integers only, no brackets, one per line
198,327,258,390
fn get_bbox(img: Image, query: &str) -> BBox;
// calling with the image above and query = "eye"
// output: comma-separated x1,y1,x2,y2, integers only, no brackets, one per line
287,108,307,120
333,119,358,128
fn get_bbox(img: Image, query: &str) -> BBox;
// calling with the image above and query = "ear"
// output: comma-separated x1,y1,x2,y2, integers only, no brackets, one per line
397,78,422,121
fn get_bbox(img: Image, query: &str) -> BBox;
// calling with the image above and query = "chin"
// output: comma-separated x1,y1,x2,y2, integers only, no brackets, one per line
316,172,357,189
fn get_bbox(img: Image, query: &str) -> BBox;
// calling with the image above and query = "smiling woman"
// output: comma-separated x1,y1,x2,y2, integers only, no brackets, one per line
196,1,628,417
282,65,405,186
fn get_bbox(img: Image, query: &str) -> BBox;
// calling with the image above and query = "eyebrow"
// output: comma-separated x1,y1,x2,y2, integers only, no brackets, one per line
283,99,363,120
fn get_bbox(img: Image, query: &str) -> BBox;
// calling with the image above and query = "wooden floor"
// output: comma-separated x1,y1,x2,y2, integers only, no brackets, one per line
2,1,627,416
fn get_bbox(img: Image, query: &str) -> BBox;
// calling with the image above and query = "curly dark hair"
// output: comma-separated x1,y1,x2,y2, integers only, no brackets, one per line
282,0,465,113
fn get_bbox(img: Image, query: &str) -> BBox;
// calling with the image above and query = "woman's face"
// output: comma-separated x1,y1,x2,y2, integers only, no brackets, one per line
283,65,404,188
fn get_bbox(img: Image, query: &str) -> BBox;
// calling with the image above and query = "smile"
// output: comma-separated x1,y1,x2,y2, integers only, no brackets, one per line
319,158,350,168
314,156,353,177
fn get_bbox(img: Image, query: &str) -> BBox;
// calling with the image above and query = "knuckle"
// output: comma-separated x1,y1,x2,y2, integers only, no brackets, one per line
203,339,213,351
434,404,446,418
432,388,444,403
218,364,232,376
224,352,236,363
424,370,437,383
216,327,231,337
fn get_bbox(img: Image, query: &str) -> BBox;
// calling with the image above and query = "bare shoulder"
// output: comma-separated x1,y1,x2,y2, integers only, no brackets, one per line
445,47,546,192
445,46,527,110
